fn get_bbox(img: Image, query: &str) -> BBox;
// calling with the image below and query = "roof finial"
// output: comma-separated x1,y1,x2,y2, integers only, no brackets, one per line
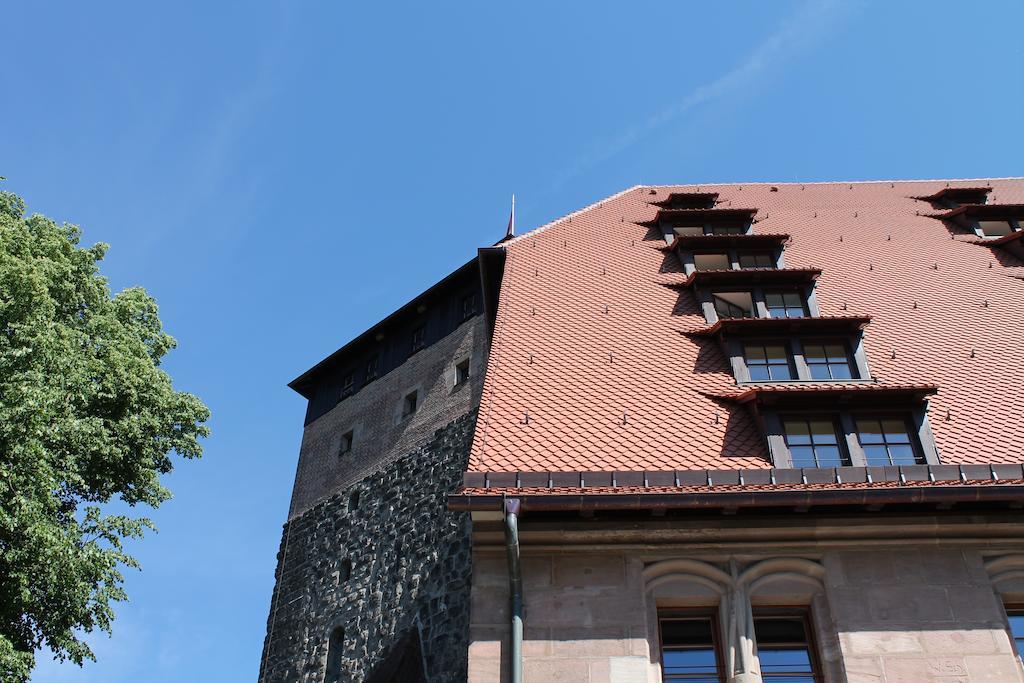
505,193,516,240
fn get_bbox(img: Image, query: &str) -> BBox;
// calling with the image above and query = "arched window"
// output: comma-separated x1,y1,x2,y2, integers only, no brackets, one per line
325,626,344,683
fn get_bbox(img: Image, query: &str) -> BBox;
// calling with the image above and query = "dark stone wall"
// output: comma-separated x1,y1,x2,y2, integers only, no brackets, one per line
258,412,476,683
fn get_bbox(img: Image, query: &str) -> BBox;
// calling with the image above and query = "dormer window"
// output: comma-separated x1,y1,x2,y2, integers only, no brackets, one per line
713,292,755,319
738,252,775,269
977,220,1017,238
693,253,731,271
803,342,854,380
783,418,849,468
856,417,923,466
765,291,807,318
709,224,746,236
674,225,704,237
744,343,795,381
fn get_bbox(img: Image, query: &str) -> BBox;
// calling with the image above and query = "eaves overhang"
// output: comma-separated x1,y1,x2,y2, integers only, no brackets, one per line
913,187,992,205
684,315,872,338
671,268,822,289
641,207,759,228
662,233,791,252
930,203,1024,222
650,192,720,209
288,258,479,399
450,479,1024,514
704,382,939,406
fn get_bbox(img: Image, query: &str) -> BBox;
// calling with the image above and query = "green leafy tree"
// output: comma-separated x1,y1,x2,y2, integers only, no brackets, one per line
0,191,210,682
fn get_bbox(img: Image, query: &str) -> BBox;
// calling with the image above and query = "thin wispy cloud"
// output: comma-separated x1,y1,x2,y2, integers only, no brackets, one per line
548,0,859,189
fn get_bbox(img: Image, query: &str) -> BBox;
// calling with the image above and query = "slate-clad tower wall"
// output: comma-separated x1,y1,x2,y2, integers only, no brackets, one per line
259,260,489,682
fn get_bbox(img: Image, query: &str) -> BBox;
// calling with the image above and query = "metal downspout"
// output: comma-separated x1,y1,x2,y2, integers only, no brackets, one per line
504,498,523,683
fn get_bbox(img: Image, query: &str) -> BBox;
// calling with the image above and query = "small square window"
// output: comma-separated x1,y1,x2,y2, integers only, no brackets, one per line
693,253,731,271
365,355,380,381
738,252,775,269
766,291,807,319
338,430,353,456
978,220,1015,238
339,373,355,400
855,417,922,466
803,342,855,380
783,419,849,468
411,326,426,353
402,391,418,417
744,343,794,381
712,292,755,319
462,294,477,320
455,359,470,386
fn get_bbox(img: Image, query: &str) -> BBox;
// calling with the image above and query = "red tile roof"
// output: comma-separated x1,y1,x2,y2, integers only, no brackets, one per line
469,179,1024,476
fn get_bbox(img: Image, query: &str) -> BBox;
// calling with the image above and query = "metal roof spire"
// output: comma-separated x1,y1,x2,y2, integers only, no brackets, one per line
505,194,516,240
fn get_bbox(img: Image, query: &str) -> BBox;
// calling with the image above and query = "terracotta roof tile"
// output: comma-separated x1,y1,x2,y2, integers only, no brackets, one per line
470,179,1024,474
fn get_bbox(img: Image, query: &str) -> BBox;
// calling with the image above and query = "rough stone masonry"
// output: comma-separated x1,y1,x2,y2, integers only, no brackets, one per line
258,412,476,682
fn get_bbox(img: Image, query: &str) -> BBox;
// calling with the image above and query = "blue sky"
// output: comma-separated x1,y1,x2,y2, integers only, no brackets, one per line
3,1,1021,680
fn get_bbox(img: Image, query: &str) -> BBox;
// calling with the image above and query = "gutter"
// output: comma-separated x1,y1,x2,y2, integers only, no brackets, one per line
450,484,1024,514
504,498,523,683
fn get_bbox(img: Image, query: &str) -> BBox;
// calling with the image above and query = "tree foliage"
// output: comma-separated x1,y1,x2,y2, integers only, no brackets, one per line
0,191,210,681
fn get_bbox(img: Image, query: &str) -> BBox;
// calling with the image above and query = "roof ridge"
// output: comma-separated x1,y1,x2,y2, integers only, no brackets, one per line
644,177,1024,188
505,185,642,244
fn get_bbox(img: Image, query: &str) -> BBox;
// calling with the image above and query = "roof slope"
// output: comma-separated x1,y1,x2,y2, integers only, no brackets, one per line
470,179,1024,474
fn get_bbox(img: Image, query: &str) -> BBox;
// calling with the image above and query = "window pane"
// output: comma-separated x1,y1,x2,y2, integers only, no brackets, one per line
662,618,713,646
748,366,771,381
979,220,1013,237
674,225,704,237
661,618,720,682
769,364,794,381
813,445,845,467
862,444,891,466
1008,614,1024,657
1008,614,1024,639
713,225,744,235
789,446,818,468
765,345,788,362
881,420,911,442
828,363,853,380
887,444,918,465
856,419,884,444
758,649,813,672
663,648,718,672
754,617,816,681
808,421,838,444
783,421,811,445
694,253,731,271
739,253,774,268
782,293,802,307
806,366,831,382
824,345,847,361
745,345,767,362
